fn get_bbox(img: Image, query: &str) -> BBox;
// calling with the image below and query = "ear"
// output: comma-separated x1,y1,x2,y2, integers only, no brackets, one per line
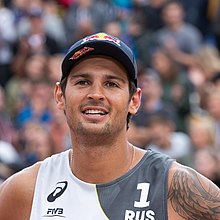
54,82,65,110
129,88,142,115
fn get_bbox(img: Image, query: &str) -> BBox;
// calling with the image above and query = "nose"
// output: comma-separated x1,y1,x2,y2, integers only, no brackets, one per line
86,83,105,101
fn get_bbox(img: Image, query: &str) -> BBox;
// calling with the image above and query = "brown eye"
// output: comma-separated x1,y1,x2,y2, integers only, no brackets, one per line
105,81,118,88
76,80,90,86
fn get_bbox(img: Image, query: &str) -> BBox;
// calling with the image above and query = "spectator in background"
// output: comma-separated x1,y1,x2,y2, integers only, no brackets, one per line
47,54,64,84
209,0,220,52
187,114,218,159
57,0,74,9
195,45,220,82
17,6,62,54
194,148,220,188
146,112,192,166
63,0,117,44
187,45,220,112
18,121,55,167
112,0,132,10
103,19,133,47
64,0,97,44
12,5,62,76
5,76,32,123
10,0,30,25
42,0,68,50
128,70,177,148
212,71,220,89
5,53,48,121
103,19,123,39
18,52,47,80
127,12,158,68
151,48,193,132
22,52,52,86
0,86,14,143
0,140,22,184
156,0,202,69
188,113,218,149
179,0,210,38
16,80,53,128
203,86,220,148
0,0,17,87
48,100,71,154
139,0,166,31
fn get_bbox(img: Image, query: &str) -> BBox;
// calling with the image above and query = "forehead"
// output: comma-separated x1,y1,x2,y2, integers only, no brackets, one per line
68,55,129,79
163,2,183,12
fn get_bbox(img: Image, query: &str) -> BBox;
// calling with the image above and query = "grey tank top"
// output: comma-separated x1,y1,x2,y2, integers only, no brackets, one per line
30,149,173,220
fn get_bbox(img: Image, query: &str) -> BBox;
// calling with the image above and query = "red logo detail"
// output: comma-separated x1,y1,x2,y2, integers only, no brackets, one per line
69,47,94,60
82,33,121,46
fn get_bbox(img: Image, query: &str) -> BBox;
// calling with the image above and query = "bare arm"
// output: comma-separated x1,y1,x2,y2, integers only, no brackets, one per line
168,162,220,220
0,163,40,220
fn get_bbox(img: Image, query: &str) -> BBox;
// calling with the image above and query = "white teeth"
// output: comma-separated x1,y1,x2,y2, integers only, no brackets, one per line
85,109,105,115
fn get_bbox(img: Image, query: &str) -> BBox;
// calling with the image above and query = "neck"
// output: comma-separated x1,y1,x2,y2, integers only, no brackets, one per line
167,21,182,31
70,141,135,184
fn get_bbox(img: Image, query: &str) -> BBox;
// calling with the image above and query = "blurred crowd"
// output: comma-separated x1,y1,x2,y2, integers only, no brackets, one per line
1,0,220,187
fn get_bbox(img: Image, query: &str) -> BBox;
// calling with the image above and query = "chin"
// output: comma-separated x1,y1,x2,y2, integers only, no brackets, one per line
76,122,111,136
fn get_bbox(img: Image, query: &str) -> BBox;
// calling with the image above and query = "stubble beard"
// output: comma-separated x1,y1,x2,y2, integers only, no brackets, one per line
66,103,128,146
76,121,111,137
68,120,113,145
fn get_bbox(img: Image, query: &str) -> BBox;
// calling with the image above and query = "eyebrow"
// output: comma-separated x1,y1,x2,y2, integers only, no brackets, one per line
69,72,127,84
69,73,90,80
105,74,127,84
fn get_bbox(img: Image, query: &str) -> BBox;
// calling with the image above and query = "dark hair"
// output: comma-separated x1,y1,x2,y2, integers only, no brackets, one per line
161,0,183,11
60,76,137,129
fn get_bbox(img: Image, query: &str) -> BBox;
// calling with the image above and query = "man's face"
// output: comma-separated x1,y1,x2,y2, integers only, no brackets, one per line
149,122,172,148
55,56,140,141
162,3,184,25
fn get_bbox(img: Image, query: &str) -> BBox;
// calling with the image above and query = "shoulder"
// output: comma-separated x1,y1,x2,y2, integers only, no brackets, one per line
0,162,42,220
168,161,220,220
183,23,201,32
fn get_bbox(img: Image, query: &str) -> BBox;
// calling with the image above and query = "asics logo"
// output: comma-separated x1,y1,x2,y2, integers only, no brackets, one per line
47,181,68,202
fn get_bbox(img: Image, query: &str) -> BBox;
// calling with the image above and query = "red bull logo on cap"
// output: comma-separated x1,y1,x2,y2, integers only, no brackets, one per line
81,33,121,46
69,47,94,60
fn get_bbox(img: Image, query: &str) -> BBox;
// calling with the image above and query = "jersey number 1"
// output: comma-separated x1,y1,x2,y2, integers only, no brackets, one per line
134,183,150,208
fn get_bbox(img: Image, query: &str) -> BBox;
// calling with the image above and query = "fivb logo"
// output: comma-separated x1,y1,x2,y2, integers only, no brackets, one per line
43,208,65,218
125,183,155,220
47,208,63,215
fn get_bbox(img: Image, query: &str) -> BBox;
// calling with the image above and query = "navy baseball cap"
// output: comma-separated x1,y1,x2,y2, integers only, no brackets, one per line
61,32,137,87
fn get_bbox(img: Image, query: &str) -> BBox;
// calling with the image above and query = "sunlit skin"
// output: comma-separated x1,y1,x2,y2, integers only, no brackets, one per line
57,57,133,141
54,56,142,183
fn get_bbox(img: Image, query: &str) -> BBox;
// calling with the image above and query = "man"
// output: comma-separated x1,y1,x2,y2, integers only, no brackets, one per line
156,0,202,68
0,32,220,220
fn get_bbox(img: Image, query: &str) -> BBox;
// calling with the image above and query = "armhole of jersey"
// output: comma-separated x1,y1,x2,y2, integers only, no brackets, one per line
29,158,48,219
163,159,174,220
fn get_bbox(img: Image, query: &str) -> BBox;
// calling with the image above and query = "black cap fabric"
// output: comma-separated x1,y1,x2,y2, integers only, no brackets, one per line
61,32,137,87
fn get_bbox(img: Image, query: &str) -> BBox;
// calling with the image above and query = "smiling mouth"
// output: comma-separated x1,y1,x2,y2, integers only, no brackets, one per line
82,109,108,116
